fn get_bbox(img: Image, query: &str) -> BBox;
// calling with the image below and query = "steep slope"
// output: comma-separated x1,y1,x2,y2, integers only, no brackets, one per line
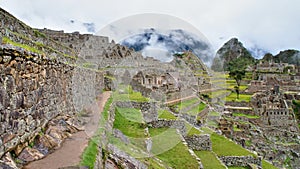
211,38,255,71
262,49,300,66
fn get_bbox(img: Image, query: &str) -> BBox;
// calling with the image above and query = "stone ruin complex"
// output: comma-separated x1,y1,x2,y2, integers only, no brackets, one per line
1,7,300,169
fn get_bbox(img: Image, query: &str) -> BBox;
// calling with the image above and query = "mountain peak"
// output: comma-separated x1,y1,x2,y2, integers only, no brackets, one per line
211,37,255,71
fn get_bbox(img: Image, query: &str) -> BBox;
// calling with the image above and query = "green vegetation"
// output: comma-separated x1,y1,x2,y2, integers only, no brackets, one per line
200,127,214,134
227,56,254,99
226,93,252,102
186,102,206,116
80,137,99,168
113,86,149,102
209,111,220,116
208,90,231,98
2,36,44,54
211,133,254,156
262,160,278,169
115,107,143,123
292,100,300,122
185,122,201,136
149,128,199,168
195,151,226,169
33,29,46,38
228,167,250,169
158,109,177,120
103,97,113,120
113,107,145,138
176,98,199,110
80,94,114,168
232,112,260,119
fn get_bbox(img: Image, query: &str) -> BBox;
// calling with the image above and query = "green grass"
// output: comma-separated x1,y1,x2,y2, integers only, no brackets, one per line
209,111,220,116
113,86,149,102
80,94,113,168
140,158,166,169
232,112,260,119
200,127,214,134
262,160,278,169
195,151,226,169
80,137,99,168
149,128,183,157
228,167,250,169
227,84,248,91
185,122,201,136
177,98,199,110
2,36,44,54
207,120,218,127
115,107,144,123
211,133,254,156
149,128,199,168
226,93,252,102
158,109,177,120
208,90,231,98
186,102,207,116
113,108,145,138
155,142,199,168
103,97,113,120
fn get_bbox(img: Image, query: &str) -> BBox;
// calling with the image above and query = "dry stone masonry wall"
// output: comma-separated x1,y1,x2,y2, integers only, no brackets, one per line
0,44,104,158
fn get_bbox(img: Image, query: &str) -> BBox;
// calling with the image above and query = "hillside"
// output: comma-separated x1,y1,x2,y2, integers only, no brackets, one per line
1,7,298,169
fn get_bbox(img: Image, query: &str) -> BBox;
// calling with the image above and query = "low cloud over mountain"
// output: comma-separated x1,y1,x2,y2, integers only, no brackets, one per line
121,29,214,65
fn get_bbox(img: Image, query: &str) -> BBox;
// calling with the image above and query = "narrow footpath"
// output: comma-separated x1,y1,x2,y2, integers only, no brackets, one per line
24,91,111,169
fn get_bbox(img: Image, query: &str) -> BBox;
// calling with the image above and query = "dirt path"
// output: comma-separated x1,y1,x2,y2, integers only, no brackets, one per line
23,91,111,169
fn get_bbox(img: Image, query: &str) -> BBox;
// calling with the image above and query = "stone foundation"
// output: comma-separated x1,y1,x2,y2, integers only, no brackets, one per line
184,134,212,151
220,155,262,168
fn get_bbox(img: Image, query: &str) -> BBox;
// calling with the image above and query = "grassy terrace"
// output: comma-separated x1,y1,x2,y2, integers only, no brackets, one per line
113,85,149,102
208,90,231,98
232,112,260,119
3,36,44,54
185,122,201,136
262,160,278,169
209,111,220,116
113,107,145,138
158,109,177,120
149,128,199,168
211,133,254,156
195,151,226,169
185,102,207,116
226,92,252,102
176,98,200,111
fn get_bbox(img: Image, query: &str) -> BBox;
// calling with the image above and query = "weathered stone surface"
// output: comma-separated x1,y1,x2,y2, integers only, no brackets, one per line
184,134,212,151
148,119,186,136
18,147,44,162
220,156,262,167
0,153,18,169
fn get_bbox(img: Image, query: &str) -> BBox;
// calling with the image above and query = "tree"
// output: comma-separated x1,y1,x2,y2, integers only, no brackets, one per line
228,57,247,99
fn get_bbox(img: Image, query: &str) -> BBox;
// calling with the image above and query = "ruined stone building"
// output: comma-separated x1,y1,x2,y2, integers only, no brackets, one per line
251,87,298,133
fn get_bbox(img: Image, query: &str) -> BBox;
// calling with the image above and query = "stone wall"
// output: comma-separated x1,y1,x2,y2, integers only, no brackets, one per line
184,134,212,151
147,119,186,136
219,155,262,167
0,45,103,158
106,144,147,169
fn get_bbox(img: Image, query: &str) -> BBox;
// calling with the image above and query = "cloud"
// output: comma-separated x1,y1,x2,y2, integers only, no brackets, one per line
1,0,300,56
120,28,214,65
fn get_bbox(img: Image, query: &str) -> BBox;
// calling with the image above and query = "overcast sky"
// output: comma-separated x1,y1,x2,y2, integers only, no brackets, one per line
1,0,300,57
